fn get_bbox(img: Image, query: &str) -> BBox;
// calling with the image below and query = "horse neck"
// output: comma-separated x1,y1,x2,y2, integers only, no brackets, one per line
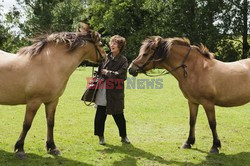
160,45,198,81
40,43,94,78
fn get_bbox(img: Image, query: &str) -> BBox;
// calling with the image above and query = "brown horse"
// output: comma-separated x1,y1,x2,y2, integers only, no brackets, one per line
0,24,106,158
128,36,250,154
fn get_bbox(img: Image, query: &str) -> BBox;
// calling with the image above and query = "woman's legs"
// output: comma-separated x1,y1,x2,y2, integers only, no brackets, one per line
94,109,130,144
94,106,107,137
113,113,130,143
112,113,127,137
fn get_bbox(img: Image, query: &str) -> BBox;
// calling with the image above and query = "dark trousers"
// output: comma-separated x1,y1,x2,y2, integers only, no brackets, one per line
94,105,127,137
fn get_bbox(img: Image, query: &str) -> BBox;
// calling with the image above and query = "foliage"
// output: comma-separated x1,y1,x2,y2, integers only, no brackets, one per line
51,0,88,32
10,0,87,36
17,0,63,36
86,0,152,59
0,2,29,52
216,37,242,61
0,0,249,61
217,0,250,59
0,4,13,52
86,0,248,61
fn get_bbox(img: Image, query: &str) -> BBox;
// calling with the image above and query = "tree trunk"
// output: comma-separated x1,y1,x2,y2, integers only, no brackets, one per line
242,0,249,59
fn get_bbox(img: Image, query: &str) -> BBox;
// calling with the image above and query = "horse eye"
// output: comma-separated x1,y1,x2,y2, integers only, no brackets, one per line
142,53,147,57
149,55,154,60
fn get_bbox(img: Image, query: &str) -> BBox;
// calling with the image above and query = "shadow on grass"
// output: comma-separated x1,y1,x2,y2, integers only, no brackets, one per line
98,144,193,165
190,148,250,165
98,144,250,165
0,149,92,166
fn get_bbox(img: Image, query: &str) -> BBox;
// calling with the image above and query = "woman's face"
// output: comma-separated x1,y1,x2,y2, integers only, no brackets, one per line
109,41,120,54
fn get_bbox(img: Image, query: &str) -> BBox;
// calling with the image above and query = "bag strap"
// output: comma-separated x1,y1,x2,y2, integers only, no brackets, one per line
83,66,97,106
92,66,94,77
83,83,98,106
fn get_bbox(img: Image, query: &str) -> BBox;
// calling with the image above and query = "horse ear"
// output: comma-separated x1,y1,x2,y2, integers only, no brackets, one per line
153,36,162,47
79,22,90,32
155,36,162,44
91,31,102,45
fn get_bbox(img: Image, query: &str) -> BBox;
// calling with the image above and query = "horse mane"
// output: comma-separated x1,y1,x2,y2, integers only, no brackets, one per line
18,31,94,57
169,37,214,59
142,37,214,60
194,43,214,59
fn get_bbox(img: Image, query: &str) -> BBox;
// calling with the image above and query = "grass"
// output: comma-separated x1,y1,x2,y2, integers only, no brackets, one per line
0,67,250,166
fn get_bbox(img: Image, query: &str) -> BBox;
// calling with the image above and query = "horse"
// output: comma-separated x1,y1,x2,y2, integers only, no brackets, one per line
128,36,250,154
0,23,106,158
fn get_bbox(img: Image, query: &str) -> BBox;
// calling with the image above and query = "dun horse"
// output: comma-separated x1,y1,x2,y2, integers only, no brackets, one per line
0,24,105,158
129,36,250,153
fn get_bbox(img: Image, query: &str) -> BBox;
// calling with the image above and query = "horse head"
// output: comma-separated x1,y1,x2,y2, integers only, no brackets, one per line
78,23,106,63
129,36,166,76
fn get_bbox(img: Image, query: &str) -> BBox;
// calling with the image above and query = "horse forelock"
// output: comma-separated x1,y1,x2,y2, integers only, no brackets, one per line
140,37,170,60
154,39,169,60
141,37,154,50
18,31,94,57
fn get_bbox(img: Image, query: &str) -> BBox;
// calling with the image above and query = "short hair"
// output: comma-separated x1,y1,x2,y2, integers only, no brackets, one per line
109,35,126,52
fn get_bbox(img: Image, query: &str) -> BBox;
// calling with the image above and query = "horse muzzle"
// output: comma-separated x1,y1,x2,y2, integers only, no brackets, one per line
128,67,138,77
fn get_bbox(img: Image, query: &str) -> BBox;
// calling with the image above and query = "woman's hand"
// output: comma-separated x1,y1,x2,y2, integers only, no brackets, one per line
101,69,109,75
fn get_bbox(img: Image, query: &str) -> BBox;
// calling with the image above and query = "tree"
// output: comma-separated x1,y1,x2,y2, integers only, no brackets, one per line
2,0,88,52
16,0,62,36
219,0,249,59
15,0,87,36
86,0,174,60
87,0,242,61
240,0,249,59
0,3,25,53
85,0,148,60
51,0,88,32
165,0,225,52
2,0,249,61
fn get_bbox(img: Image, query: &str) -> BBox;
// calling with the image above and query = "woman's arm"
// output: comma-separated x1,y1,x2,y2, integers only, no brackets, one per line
102,58,128,79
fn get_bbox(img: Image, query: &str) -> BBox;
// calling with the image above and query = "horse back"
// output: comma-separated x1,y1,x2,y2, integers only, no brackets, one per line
185,58,250,107
0,49,69,105
0,51,28,104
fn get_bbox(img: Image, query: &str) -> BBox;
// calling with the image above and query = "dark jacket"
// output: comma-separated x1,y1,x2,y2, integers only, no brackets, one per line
98,53,128,114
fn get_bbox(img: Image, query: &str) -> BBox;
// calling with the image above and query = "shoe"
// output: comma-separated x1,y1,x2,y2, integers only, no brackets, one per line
99,136,105,145
121,137,130,144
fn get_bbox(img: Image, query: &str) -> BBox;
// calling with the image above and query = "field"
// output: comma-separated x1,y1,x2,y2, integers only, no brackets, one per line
0,67,249,166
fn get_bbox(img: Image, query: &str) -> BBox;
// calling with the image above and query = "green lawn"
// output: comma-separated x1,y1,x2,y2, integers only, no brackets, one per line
0,67,249,166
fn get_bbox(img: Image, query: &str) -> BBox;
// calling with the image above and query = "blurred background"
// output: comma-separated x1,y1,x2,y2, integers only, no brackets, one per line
0,0,249,62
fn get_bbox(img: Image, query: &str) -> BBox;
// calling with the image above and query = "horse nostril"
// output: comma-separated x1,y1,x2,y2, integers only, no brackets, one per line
128,68,138,77
128,68,133,74
133,72,138,77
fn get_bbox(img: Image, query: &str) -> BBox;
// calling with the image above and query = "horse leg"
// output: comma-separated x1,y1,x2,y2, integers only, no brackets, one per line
14,100,41,158
203,103,221,154
182,101,199,149
45,99,60,155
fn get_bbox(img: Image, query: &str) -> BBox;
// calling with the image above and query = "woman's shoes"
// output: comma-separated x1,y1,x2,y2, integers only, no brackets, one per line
121,137,131,144
98,136,130,145
99,136,105,145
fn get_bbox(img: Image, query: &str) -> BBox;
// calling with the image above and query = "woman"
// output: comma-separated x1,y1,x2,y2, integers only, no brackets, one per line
94,35,130,145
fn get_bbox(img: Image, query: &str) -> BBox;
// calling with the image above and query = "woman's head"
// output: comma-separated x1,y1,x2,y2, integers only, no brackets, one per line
109,35,126,53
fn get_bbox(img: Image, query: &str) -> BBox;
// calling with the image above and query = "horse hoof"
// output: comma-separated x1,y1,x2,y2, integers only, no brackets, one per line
210,148,219,154
181,143,192,149
49,148,61,156
16,151,27,159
